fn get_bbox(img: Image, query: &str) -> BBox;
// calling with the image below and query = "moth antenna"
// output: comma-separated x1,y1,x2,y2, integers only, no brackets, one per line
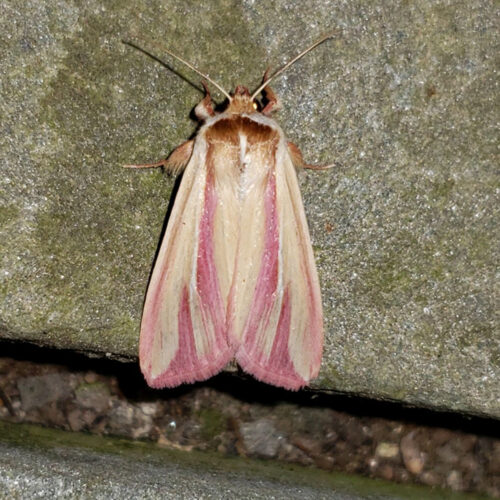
123,39,232,101
251,31,337,100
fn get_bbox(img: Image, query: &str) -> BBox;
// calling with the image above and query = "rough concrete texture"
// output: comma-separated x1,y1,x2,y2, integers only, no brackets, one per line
0,421,486,500
0,2,498,416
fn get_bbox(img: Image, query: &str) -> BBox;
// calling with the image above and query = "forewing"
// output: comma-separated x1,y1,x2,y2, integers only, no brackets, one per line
228,141,323,390
139,141,234,388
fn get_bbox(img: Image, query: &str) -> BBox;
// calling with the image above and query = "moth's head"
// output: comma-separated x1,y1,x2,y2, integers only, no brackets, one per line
194,82,278,121
226,86,258,114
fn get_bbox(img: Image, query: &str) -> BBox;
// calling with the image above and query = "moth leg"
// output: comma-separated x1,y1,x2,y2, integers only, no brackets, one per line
124,159,169,169
124,140,194,175
287,141,334,170
260,68,282,115
194,81,215,120
162,140,194,174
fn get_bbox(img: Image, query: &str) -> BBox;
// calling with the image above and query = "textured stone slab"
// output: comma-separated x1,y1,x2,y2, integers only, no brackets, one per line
0,1,497,417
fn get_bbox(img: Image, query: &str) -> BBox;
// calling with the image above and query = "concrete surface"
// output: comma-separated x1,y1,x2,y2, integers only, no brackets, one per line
0,1,498,417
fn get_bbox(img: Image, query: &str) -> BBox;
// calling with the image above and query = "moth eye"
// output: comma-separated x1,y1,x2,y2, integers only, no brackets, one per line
252,102,258,110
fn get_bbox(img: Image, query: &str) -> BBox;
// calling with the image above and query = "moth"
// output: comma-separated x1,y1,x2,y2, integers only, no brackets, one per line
126,34,333,390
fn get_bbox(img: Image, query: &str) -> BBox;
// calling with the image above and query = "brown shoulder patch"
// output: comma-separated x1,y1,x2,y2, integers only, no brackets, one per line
205,116,278,145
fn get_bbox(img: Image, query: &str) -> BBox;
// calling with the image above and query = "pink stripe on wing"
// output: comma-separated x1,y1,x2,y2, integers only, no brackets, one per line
146,284,232,388
238,287,307,390
196,164,226,340
302,261,323,377
238,170,280,345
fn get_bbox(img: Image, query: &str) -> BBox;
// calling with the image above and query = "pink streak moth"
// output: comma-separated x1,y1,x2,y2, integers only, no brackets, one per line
126,33,334,390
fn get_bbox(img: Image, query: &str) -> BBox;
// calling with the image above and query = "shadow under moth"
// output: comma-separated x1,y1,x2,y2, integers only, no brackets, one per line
126,33,334,390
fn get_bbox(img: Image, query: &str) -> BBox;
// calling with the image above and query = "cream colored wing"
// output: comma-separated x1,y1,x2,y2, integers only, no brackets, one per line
228,140,323,389
139,140,234,388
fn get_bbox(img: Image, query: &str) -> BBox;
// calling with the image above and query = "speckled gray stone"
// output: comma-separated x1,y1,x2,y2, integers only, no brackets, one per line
0,1,498,417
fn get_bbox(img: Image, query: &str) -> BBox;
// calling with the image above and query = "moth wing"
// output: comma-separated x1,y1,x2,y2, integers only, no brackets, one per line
229,140,323,390
139,142,233,388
